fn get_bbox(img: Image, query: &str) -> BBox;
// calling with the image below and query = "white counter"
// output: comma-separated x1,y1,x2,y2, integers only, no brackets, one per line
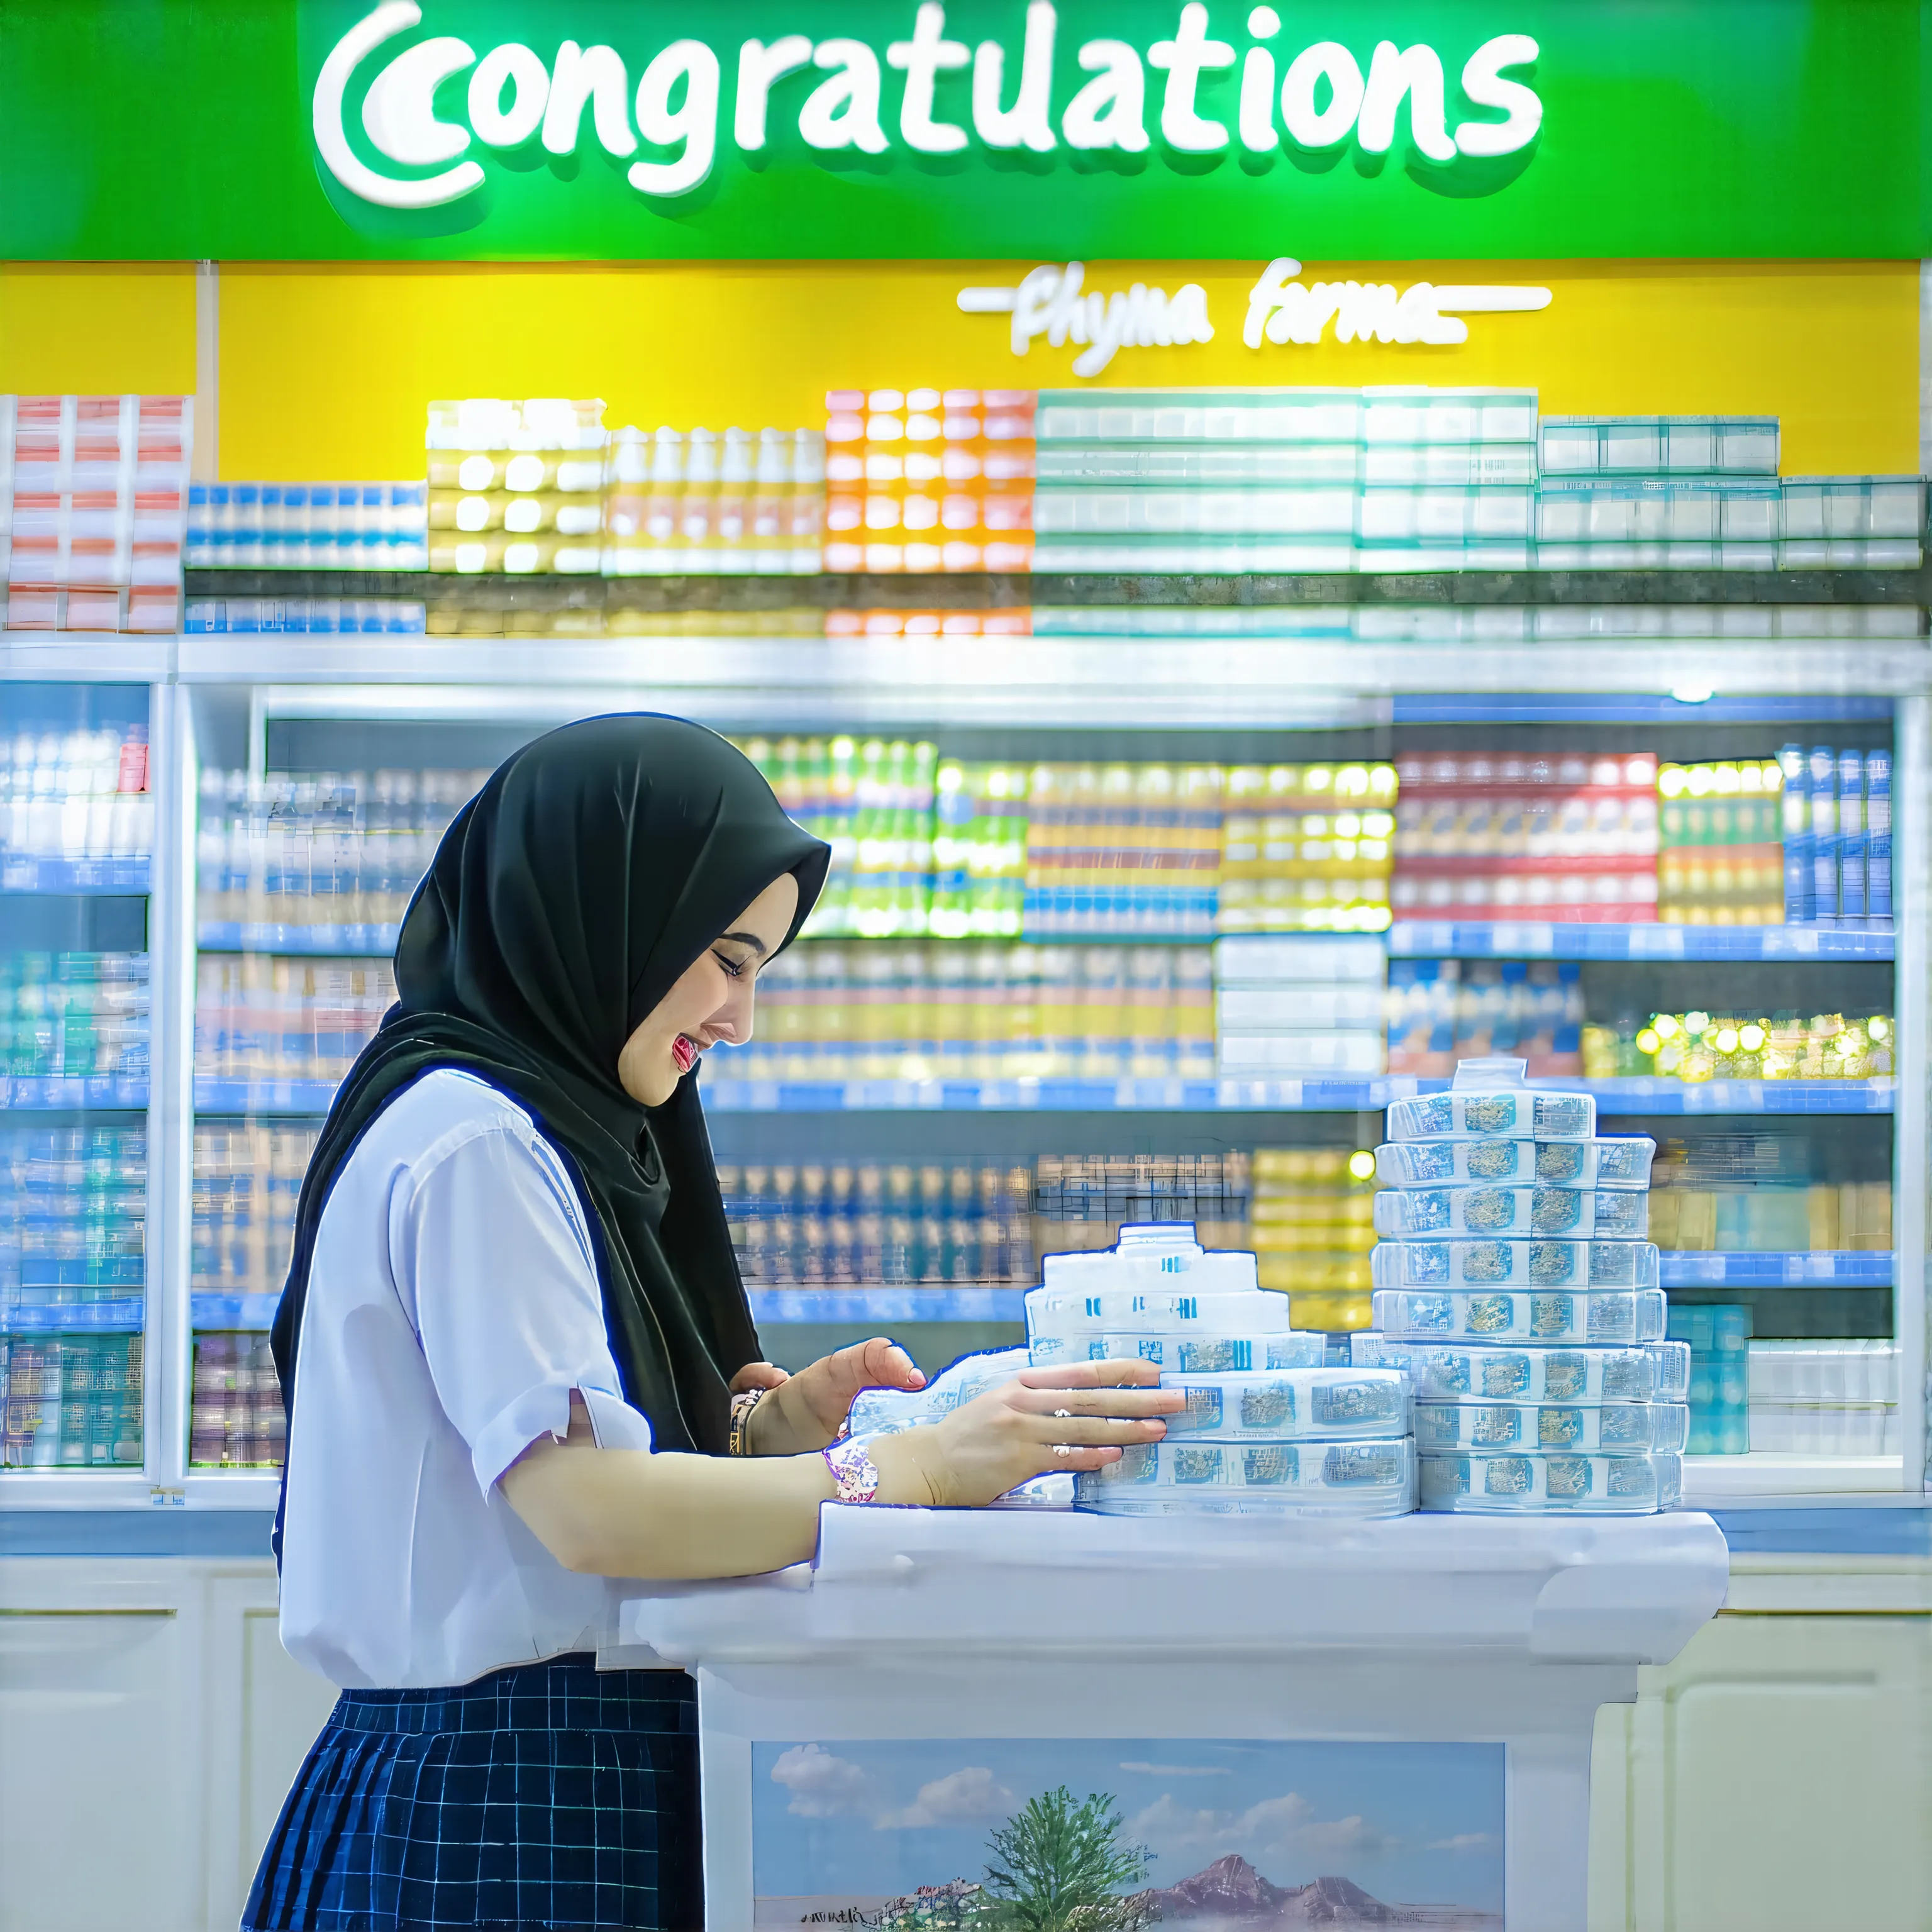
616,1506,1728,1930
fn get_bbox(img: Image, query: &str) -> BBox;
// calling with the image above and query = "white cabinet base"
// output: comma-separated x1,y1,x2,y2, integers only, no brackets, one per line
0,1558,338,1932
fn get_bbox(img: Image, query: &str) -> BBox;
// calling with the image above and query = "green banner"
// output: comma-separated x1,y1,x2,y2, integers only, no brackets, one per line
0,0,1925,260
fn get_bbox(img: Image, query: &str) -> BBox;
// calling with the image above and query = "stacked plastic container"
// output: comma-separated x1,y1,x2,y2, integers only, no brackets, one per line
184,483,428,570
0,722,153,891
602,426,824,574
426,399,608,574
1023,762,1223,938
1748,1341,1899,1455
1385,959,1584,1078
1030,387,1535,574
0,1123,147,1468
1028,1223,1414,1518
1,394,192,632
1217,761,1399,935
1391,750,1660,923
1777,476,1924,569
1247,1147,1377,1330
1360,1058,1687,1514
823,388,1035,574
1668,1303,1750,1454
1657,758,1787,924
1538,416,1926,570
1536,416,1780,569
1777,745,1891,928
1214,935,1387,1082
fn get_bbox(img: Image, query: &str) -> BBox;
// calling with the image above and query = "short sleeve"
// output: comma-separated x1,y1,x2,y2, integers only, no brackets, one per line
391,1114,655,1494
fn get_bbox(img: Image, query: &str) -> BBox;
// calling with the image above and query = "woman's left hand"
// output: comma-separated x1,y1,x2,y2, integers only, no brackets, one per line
741,1338,925,1455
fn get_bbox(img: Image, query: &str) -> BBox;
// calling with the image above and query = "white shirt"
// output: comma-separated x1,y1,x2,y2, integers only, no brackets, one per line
279,1069,659,1689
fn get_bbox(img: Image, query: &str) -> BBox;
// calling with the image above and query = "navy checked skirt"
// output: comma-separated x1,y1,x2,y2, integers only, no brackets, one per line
242,1654,702,1931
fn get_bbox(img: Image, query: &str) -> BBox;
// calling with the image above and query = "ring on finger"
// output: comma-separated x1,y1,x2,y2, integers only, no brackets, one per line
1053,1444,1072,1458
1053,1407,1072,1419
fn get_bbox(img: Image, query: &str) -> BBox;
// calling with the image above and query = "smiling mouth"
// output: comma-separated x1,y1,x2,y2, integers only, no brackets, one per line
672,1035,699,1074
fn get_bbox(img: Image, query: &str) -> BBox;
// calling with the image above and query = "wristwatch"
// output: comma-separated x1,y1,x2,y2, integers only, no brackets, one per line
728,1387,765,1456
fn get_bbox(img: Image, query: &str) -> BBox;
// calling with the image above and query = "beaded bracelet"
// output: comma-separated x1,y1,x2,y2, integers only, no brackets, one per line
822,1433,882,1504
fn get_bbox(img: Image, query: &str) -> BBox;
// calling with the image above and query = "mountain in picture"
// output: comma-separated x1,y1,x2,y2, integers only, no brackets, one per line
1133,1854,1501,1929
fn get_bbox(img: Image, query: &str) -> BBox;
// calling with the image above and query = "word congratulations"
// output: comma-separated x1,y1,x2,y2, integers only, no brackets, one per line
315,2,1544,208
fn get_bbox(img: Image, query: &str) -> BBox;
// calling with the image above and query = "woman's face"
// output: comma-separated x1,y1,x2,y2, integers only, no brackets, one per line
617,872,800,1105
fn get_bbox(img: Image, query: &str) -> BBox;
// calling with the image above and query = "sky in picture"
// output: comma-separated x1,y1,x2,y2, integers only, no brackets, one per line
752,1736,1504,1913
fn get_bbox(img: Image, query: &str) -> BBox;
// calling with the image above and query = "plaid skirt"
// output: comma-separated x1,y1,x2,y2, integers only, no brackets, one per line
242,1653,702,1932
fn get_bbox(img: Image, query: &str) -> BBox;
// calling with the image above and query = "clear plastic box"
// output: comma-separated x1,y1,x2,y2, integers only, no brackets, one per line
1535,478,1781,543
1373,1185,1649,1240
1385,1060,1596,1143
1360,1338,1690,1404
1361,444,1537,487
1357,485,1534,541
1074,1483,1415,1519
1355,539,1531,572
1371,1285,1668,1344
1419,1448,1680,1514
1216,935,1391,984
847,1347,1029,1435
1035,445,1362,486
1075,1435,1416,1514
1360,387,1537,446
1373,1136,1655,1190
1030,535,1354,573
1032,487,1358,538
1779,476,1924,541
1775,536,1922,569
1370,1238,1660,1291
1090,1330,1328,1372
1036,389,1366,446
1036,1225,1260,1292
1415,1400,1688,1454
1161,1367,1409,1440
1537,417,1779,476
1532,540,1777,570
1747,1339,1899,1406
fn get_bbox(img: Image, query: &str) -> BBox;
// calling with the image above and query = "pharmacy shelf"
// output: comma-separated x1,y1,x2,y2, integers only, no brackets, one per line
1658,1251,1894,1287
189,1293,280,1330
1574,1077,1896,1114
749,1287,1027,1324
1390,921,1895,961
187,921,1904,963
706,1077,1894,1115
0,858,151,894
196,923,398,956
181,646,1932,732
183,566,1932,606
167,1270,1892,1326
0,1077,150,1110
1683,1452,1905,1501
0,635,174,682
11,633,1928,715
1391,694,1897,724
192,1079,336,1114
184,1074,1902,1118
1,1300,146,1334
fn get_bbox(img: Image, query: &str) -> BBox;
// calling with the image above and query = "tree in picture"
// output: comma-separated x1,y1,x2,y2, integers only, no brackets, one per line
977,1786,1153,1932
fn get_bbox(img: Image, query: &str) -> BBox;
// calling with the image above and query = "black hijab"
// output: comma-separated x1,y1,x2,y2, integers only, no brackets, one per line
270,714,829,1520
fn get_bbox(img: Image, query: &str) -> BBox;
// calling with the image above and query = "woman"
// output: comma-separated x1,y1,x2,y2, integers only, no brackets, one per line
244,714,1177,1932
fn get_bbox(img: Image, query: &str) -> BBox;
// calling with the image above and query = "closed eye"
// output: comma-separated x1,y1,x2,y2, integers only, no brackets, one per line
713,949,749,980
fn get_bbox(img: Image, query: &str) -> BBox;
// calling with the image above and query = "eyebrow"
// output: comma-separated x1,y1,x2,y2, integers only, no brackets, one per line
716,928,770,959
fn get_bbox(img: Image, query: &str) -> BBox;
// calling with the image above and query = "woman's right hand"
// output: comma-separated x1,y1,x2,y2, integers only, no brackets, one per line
867,1360,1183,1508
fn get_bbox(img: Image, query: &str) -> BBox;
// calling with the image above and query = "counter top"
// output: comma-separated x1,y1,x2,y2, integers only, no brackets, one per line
619,1505,1729,1671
